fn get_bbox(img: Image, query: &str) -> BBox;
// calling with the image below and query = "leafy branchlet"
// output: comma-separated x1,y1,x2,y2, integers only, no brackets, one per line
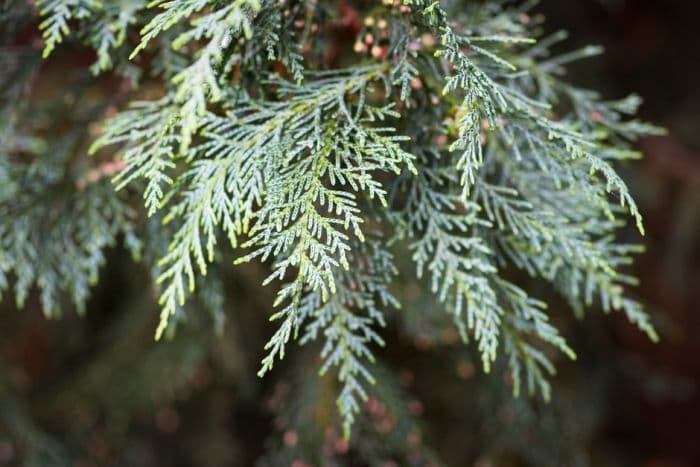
1,0,662,438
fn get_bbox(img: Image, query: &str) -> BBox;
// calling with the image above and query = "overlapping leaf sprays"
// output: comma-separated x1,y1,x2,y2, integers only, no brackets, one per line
1,0,662,438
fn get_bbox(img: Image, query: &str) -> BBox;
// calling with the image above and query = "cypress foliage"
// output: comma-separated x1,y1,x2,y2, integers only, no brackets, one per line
0,0,663,462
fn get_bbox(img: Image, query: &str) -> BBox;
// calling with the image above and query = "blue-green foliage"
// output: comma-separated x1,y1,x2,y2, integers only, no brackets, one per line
1,0,663,437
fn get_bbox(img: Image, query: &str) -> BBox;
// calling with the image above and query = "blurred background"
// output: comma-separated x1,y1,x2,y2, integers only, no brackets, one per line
1,0,699,465
541,0,700,465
